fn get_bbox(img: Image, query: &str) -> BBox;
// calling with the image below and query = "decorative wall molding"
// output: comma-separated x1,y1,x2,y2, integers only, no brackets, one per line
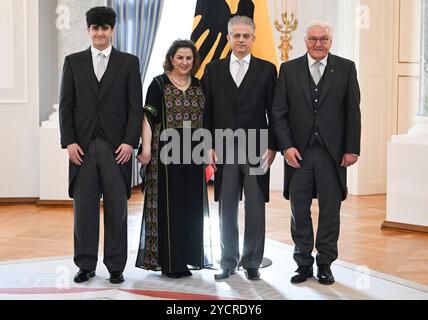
392,0,421,135
0,0,13,89
398,0,421,64
0,0,28,104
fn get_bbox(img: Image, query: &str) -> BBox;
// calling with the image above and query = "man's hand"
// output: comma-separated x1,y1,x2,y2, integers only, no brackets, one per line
284,147,302,168
136,149,151,166
206,149,217,172
341,153,358,167
261,149,277,172
115,144,134,165
67,143,84,166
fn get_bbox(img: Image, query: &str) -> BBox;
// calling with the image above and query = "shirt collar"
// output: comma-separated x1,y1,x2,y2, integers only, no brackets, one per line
307,53,328,68
91,45,112,58
230,52,251,65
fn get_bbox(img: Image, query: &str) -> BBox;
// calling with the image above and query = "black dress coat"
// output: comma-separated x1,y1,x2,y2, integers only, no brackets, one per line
59,47,143,199
271,53,361,200
202,55,278,202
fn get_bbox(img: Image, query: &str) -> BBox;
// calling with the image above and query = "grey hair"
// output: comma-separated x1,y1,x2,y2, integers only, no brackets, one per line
227,15,256,35
305,20,333,38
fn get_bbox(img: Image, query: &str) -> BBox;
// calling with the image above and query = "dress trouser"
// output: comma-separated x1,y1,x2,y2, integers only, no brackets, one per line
218,160,266,270
289,142,342,267
73,136,128,273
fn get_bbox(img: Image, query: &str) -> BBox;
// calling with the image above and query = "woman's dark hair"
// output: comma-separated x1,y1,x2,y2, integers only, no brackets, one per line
163,40,201,76
86,7,116,28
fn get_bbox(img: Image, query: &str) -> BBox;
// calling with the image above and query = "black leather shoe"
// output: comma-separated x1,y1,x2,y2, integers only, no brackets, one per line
244,268,260,280
109,271,125,284
181,269,193,277
317,265,335,285
290,266,313,283
73,269,95,283
214,269,235,280
162,271,183,278
162,270,192,279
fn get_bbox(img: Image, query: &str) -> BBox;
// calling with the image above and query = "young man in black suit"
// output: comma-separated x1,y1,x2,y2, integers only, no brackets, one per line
59,7,143,284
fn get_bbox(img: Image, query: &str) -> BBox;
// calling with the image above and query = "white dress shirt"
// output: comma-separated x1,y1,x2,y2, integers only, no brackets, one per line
91,45,112,80
230,53,251,85
307,53,328,79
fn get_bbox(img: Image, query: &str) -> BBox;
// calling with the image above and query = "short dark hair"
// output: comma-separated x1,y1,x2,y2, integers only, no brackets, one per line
86,7,116,28
163,40,200,76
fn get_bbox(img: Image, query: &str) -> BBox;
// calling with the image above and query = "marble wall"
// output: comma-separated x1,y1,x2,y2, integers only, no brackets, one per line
39,0,106,126
57,0,106,76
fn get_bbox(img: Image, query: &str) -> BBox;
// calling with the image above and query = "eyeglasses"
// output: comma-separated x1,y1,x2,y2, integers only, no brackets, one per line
307,37,330,45
231,33,253,40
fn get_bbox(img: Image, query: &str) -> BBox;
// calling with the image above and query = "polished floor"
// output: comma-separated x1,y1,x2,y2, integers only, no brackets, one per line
1,239,427,300
0,186,427,292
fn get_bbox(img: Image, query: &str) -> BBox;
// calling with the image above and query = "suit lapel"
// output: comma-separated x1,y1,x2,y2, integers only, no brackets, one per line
79,48,99,97
237,56,261,104
318,54,337,107
296,54,313,111
98,47,123,102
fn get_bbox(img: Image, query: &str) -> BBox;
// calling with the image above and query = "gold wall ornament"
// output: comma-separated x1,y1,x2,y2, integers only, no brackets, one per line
274,0,299,62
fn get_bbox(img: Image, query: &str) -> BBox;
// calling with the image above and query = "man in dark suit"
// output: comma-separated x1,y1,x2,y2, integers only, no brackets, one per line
271,21,361,285
203,16,277,281
59,7,143,284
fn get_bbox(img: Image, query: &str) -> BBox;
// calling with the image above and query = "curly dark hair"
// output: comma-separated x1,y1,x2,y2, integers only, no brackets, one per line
163,40,201,76
86,7,116,28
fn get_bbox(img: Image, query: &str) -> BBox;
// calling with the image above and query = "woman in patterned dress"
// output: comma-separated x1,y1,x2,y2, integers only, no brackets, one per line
136,40,212,278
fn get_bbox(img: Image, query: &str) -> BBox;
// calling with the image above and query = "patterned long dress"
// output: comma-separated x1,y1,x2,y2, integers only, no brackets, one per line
136,74,212,274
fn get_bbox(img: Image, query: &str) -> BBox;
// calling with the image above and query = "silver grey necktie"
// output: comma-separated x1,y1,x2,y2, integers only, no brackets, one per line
96,52,106,81
235,59,246,87
312,61,322,85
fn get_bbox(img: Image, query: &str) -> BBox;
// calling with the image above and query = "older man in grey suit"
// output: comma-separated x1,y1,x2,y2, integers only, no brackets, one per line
271,21,361,285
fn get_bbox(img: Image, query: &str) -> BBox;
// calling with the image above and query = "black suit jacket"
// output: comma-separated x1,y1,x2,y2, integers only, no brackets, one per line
271,53,361,200
59,47,143,199
203,55,277,202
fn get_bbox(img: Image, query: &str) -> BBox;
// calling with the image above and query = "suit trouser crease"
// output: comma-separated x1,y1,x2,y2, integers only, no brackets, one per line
218,159,266,270
73,137,128,272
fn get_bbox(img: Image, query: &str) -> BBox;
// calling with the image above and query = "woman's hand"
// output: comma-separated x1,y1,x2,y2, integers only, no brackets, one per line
137,150,151,165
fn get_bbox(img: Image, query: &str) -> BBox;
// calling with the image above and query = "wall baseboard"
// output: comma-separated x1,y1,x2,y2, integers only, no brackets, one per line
0,198,38,204
382,221,428,234
36,200,73,207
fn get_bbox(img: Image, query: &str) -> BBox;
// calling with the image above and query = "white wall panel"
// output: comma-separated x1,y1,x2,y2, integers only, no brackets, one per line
351,0,394,195
399,0,421,63
0,0,39,197
397,76,419,134
0,0,28,103
0,0,13,89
